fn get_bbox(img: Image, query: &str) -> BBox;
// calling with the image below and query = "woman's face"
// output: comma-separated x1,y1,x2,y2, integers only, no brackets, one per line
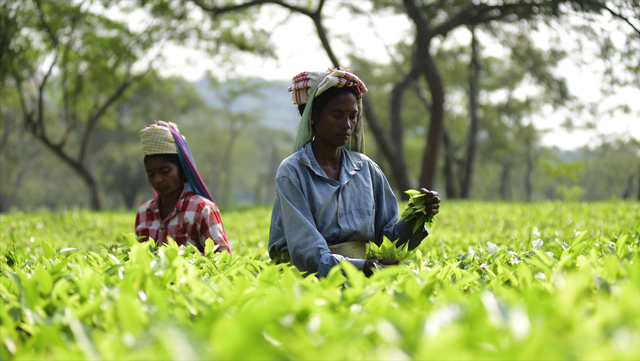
144,156,184,198
313,92,358,148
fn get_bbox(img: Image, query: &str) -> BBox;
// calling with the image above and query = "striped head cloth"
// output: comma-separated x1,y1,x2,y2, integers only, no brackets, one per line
289,68,368,153
288,68,368,105
140,121,183,155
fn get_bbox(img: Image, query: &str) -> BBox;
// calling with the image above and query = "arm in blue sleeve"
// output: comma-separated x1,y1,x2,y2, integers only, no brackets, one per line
370,165,428,250
275,175,366,277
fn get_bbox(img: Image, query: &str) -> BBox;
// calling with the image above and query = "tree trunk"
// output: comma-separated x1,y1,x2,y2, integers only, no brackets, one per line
220,123,241,206
362,98,412,194
121,179,144,209
525,146,533,202
85,175,101,211
442,129,457,199
637,162,640,201
69,156,102,210
32,132,103,210
402,0,445,191
266,145,281,202
500,165,511,201
254,175,263,205
622,174,634,199
461,26,480,199
417,46,445,190
0,163,29,213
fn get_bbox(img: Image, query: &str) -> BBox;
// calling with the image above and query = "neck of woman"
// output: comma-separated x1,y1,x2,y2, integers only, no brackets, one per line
312,140,342,179
158,185,184,220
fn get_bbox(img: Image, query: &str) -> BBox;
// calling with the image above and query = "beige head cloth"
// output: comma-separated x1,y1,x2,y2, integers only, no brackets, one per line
140,121,181,155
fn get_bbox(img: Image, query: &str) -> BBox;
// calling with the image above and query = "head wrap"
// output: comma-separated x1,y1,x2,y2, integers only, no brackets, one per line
140,121,214,202
141,121,180,155
288,68,368,153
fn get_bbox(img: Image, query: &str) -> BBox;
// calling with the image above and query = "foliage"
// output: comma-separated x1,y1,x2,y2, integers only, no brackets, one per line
366,236,411,261
1,202,639,359
400,189,436,233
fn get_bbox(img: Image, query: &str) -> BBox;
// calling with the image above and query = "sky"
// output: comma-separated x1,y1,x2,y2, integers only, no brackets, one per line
154,3,639,151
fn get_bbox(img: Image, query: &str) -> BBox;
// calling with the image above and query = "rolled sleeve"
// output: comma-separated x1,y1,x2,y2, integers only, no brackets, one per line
198,204,231,255
371,164,429,250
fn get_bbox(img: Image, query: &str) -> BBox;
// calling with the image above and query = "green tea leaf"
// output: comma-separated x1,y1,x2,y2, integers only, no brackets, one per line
40,240,55,259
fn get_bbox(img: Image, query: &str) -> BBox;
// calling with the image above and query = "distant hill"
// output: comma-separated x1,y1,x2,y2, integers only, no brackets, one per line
192,76,299,134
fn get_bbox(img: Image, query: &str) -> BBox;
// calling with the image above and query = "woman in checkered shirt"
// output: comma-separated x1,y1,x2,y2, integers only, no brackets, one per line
134,121,231,255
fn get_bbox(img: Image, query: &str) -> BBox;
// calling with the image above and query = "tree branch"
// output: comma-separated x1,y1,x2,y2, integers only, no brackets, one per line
34,0,59,47
192,0,314,17
390,61,419,147
78,72,140,161
432,2,561,38
10,69,35,133
596,2,640,36
37,49,59,130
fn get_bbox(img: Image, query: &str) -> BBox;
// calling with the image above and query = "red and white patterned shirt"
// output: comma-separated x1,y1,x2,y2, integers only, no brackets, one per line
135,188,231,255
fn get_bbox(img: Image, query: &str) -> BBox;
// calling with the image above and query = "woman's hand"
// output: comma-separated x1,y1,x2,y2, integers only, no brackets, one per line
420,188,440,216
363,258,400,277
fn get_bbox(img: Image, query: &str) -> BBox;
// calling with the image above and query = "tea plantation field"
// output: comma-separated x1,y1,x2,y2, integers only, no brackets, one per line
1,201,639,360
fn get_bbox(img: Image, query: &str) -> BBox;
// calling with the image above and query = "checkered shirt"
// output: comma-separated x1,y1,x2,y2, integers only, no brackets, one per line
135,188,231,255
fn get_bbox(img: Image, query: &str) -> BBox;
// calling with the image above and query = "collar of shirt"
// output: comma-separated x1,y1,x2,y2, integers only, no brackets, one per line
299,142,364,186
147,187,189,222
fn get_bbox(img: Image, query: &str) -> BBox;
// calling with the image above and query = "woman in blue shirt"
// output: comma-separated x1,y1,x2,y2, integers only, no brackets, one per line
269,69,440,277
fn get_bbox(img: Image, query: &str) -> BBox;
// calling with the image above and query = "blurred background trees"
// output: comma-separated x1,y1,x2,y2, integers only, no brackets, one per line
1,0,638,212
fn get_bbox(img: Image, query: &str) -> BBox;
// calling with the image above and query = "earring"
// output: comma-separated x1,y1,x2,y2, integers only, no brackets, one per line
310,120,314,124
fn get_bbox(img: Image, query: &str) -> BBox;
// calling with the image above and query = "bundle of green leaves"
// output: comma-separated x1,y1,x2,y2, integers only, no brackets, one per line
365,236,410,261
400,189,437,233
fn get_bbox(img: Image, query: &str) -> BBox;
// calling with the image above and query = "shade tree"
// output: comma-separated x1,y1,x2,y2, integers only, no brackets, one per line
1,0,274,209
166,0,640,198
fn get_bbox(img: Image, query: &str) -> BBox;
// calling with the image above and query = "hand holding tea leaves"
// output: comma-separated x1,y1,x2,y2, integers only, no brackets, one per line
400,188,440,234
363,258,399,277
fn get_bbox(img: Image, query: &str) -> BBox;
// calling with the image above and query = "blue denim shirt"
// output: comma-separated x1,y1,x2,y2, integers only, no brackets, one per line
268,142,428,277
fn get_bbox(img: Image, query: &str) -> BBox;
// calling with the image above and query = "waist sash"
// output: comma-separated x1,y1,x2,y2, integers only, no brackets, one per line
328,240,368,259
276,240,369,264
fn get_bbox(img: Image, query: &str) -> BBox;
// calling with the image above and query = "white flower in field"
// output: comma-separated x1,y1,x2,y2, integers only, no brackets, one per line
532,239,544,250
612,328,637,352
280,313,295,328
509,308,531,341
423,304,462,337
532,227,541,237
535,272,546,281
480,263,490,269
487,242,499,254
377,319,402,344
122,332,136,347
306,313,321,333
314,298,328,306
546,252,555,259
262,331,282,347
481,291,508,326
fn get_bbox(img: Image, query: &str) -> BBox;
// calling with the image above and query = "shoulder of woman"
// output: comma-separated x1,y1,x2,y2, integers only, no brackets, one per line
275,150,306,177
137,199,155,213
345,149,378,168
184,192,220,213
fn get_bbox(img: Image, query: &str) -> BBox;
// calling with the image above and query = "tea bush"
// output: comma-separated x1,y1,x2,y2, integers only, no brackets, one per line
1,201,639,359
